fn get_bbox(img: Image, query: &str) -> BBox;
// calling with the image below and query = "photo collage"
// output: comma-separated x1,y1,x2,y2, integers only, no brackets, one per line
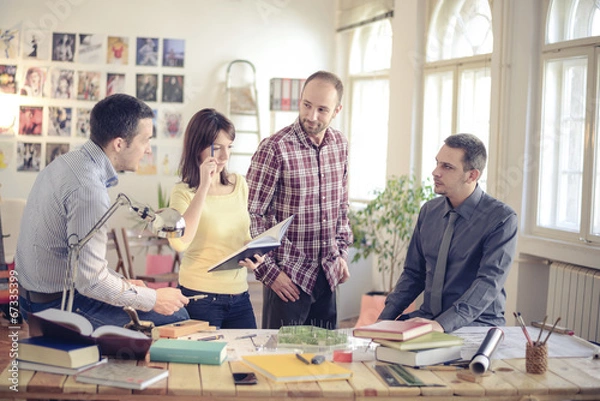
0,28,185,175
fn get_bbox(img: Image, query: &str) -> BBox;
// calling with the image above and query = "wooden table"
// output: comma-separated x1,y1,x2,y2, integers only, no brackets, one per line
0,356,599,400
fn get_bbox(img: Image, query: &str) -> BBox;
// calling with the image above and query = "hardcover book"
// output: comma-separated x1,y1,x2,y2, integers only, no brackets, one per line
352,320,433,341
374,331,464,351
375,344,463,367
27,308,152,359
149,338,227,365
18,358,107,375
19,336,100,368
75,362,168,390
242,353,352,383
207,215,294,272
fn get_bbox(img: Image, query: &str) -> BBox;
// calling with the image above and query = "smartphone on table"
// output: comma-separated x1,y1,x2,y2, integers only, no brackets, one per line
232,372,258,385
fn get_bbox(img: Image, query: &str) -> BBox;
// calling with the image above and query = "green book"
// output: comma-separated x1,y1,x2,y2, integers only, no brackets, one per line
149,339,227,365
374,331,463,351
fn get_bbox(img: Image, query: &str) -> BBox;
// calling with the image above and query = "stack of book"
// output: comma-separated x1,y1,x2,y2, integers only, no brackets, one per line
353,320,464,367
18,336,106,375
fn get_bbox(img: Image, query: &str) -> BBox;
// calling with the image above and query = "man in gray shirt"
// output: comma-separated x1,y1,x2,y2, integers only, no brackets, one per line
379,134,517,333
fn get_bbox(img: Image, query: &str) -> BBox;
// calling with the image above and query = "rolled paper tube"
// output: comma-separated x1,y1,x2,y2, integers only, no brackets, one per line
469,327,504,375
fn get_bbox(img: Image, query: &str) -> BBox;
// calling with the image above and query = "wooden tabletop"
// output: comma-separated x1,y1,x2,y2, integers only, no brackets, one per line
0,356,599,400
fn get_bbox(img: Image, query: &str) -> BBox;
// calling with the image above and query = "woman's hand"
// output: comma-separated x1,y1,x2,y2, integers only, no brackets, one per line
199,156,217,191
239,253,265,271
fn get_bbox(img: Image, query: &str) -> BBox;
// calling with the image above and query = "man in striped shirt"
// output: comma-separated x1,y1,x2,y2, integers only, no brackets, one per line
246,71,353,329
16,94,189,329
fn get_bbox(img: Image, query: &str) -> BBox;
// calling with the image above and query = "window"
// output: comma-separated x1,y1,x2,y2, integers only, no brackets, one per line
421,0,492,188
347,18,392,202
533,0,600,244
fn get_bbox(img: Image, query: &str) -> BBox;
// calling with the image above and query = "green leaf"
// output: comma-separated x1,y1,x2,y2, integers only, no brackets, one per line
349,175,434,292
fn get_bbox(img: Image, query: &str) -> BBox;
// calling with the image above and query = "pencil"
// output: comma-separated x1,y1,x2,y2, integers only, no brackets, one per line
296,353,311,365
531,320,574,335
196,334,224,341
535,315,547,345
514,312,533,346
210,143,214,157
542,317,561,345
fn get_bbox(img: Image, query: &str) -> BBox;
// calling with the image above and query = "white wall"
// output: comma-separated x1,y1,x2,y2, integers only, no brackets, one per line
0,0,336,209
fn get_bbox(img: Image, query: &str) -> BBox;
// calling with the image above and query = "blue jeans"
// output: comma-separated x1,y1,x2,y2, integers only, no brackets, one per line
19,292,189,330
180,286,257,329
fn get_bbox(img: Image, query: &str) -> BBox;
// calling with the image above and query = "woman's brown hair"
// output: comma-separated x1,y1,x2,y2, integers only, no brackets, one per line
179,108,235,189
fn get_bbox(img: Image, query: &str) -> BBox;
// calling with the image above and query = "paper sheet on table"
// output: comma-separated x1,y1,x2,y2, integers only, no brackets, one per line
453,326,595,360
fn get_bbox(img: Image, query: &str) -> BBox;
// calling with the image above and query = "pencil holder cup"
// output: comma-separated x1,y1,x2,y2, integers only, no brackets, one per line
525,342,548,374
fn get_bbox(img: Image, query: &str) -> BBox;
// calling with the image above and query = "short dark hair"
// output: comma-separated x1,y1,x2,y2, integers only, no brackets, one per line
179,108,235,189
444,133,487,173
90,94,154,148
303,70,344,105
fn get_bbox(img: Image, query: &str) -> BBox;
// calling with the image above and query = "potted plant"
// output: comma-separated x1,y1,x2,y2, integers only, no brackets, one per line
350,175,434,326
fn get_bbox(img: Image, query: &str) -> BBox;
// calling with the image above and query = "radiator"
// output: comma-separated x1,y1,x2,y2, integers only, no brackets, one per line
546,262,600,342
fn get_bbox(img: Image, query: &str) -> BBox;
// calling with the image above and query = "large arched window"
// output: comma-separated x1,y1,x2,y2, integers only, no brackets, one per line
534,0,600,244
421,0,492,189
347,18,392,201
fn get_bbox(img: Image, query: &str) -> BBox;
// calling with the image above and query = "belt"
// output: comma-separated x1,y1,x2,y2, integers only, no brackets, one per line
19,286,63,303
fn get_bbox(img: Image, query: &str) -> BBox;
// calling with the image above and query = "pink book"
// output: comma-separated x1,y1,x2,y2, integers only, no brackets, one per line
352,320,433,341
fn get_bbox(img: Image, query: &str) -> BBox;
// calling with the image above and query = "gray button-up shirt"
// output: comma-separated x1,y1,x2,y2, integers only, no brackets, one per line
15,140,156,311
380,185,518,332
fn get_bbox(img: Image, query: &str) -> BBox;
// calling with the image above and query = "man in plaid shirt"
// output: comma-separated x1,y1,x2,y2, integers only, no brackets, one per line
246,71,353,329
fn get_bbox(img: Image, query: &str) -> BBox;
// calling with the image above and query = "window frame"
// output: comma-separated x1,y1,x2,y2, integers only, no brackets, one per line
347,70,390,204
345,17,393,205
519,1,600,267
420,55,492,183
528,40,600,246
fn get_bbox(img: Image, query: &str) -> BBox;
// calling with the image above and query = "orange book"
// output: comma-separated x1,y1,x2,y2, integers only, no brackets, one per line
352,320,433,341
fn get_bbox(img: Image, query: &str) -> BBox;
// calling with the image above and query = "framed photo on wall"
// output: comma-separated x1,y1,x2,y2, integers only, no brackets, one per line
51,33,75,62
22,29,50,60
136,73,157,102
162,74,183,103
162,38,184,67
107,36,128,65
136,37,158,66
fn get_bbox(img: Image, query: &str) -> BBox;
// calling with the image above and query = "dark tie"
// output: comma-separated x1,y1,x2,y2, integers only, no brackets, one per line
430,210,458,316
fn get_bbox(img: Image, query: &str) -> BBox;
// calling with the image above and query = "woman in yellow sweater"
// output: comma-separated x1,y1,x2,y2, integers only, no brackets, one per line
168,108,263,328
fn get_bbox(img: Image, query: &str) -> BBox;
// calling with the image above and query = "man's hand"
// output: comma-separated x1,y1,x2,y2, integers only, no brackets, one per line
128,279,147,287
406,317,444,333
338,258,350,283
270,271,300,302
153,287,189,315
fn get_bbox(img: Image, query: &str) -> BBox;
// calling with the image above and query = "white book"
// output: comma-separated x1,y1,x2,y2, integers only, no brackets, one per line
75,363,168,390
207,215,294,272
375,345,462,367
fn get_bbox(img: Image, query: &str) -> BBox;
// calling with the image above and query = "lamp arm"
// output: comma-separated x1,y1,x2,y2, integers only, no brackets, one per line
72,193,134,250
63,193,137,312
61,192,183,312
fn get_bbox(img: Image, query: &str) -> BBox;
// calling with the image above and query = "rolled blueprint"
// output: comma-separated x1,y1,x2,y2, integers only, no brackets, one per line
469,327,504,375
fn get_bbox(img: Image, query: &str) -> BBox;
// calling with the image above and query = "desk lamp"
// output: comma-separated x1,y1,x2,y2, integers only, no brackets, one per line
61,192,185,312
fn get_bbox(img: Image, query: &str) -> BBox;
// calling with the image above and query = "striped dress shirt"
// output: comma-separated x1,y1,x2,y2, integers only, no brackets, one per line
246,119,353,295
15,140,156,311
